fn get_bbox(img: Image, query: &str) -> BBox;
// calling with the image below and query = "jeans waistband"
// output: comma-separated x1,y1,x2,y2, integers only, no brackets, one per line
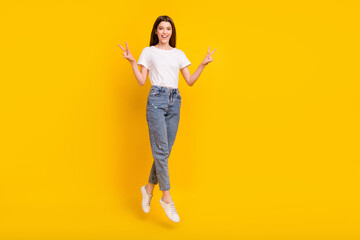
151,85,179,94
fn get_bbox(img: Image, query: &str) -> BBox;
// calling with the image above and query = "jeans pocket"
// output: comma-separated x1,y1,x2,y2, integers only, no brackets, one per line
150,89,161,97
176,93,181,100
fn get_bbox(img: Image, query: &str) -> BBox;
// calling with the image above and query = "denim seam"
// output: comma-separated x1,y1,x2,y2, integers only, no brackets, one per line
150,131,160,186
149,129,169,191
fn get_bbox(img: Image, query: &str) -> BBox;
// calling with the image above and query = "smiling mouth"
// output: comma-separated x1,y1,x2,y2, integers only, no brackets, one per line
161,35,168,38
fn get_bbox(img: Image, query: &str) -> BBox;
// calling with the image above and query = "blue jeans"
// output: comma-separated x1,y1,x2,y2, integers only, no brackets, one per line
146,85,182,191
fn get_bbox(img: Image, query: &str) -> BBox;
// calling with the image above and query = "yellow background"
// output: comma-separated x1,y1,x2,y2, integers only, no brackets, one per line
1,0,359,239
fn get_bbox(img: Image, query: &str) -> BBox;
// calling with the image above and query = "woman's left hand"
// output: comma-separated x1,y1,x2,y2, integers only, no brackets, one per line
201,47,216,66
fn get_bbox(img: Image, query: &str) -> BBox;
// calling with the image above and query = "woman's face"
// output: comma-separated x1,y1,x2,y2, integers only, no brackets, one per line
155,21,172,44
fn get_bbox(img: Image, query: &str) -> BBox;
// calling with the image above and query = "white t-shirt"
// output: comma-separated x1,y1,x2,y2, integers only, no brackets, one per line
137,46,191,89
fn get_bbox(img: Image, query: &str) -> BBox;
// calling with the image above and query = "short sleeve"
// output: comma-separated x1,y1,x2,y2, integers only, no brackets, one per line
137,47,150,69
179,51,191,70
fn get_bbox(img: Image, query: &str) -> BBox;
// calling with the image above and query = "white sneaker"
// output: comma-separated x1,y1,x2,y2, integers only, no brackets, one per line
141,185,153,213
159,198,180,223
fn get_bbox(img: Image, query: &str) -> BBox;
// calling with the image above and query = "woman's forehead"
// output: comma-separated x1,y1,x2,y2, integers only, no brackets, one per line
158,21,171,28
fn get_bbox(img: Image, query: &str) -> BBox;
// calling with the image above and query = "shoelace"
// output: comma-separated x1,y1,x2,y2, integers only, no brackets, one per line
145,194,153,206
169,202,178,215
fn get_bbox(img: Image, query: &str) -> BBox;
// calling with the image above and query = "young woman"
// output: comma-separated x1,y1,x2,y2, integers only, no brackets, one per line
118,15,215,223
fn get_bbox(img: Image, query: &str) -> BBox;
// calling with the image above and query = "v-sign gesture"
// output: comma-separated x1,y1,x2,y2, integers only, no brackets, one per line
201,47,216,66
118,42,136,63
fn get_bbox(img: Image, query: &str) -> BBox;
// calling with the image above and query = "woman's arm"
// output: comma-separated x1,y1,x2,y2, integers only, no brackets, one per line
130,61,148,86
180,47,216,86
180,64,205,86
118,42,148,86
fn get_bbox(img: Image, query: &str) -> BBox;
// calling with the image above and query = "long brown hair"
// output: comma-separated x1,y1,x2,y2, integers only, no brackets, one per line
149,15,176,48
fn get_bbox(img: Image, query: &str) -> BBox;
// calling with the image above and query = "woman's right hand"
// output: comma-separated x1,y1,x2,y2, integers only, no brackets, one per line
118,42,136,63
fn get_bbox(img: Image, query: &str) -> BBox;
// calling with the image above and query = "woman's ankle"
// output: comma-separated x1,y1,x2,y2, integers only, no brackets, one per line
145,184,154,195
161,196,173,203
